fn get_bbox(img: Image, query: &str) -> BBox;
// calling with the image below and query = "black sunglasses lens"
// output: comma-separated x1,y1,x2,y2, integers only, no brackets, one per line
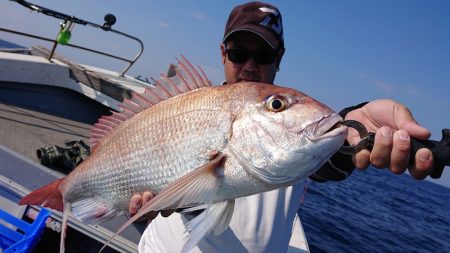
226,48,277,65
226,49,250,63
253,51,276,64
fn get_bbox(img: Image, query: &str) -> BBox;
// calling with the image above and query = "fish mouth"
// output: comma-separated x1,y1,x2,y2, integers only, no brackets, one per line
305,113,348,141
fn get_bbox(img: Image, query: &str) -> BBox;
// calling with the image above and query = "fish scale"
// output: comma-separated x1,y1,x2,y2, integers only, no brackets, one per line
64,91,233,206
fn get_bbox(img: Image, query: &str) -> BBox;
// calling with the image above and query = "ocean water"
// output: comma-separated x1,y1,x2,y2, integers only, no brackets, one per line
299,167,450,253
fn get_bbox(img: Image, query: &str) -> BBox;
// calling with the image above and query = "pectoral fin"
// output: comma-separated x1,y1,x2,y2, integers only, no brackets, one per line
138,152,226,213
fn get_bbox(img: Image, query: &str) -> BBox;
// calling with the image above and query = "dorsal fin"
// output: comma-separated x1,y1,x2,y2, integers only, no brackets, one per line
90,56,212,151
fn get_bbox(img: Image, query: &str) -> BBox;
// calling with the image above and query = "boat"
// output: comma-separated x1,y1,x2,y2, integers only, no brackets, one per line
0,1,310,252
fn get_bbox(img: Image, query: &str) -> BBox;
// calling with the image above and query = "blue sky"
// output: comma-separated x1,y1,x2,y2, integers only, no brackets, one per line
1,0,449,187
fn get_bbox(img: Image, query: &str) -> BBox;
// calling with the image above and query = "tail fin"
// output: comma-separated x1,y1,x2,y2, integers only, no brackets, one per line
19,178,64,211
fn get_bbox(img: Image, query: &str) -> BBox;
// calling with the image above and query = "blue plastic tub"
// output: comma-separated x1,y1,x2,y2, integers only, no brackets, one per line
0,207,50,253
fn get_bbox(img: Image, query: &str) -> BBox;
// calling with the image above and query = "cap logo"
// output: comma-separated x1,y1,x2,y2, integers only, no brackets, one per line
258,7,283,37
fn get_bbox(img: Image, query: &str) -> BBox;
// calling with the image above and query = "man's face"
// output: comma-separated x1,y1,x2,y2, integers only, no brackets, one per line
221,32,284,85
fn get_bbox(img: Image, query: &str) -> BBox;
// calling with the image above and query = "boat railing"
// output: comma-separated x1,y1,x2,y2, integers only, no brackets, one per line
1,0,144,77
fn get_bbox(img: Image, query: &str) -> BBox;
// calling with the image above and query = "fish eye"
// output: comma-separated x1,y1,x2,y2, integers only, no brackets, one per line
266,96,287,112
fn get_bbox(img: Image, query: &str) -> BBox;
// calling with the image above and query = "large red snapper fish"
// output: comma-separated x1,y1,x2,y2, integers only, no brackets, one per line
20,56,348,253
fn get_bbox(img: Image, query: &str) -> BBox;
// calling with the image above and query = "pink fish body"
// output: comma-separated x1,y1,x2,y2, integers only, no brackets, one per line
20,56,348,252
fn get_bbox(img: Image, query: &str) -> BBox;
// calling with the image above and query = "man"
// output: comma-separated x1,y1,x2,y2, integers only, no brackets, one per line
132,2,434,252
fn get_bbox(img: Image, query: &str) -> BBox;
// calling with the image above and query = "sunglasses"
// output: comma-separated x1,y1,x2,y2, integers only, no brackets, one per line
225,47,277,65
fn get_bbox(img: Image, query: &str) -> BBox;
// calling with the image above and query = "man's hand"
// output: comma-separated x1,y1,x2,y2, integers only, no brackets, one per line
345,99,434,179
129,192,174,223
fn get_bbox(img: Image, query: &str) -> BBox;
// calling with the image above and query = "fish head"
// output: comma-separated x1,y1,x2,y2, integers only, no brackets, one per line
228,83,348,185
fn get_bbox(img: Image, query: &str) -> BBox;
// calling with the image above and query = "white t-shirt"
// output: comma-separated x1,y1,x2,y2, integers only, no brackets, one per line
138,181,306,253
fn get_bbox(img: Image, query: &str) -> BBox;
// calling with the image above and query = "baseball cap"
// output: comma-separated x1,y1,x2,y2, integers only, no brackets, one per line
223,1,284,50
